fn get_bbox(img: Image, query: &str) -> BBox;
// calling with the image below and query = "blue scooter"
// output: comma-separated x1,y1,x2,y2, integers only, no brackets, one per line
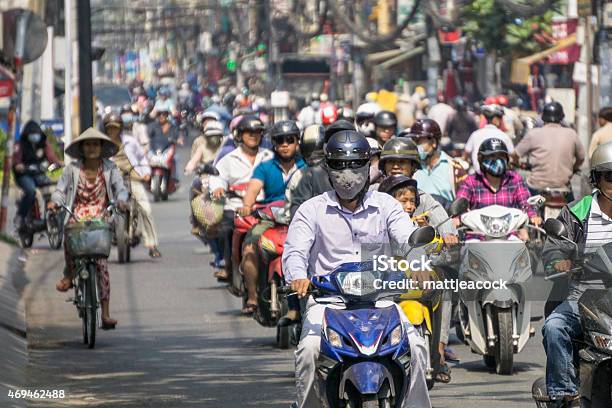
294,227,435,408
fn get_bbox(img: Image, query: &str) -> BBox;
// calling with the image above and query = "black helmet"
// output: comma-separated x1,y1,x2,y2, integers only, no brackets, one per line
411,118,442,142
378,175,420,207
541,102,565,124
300,124,326,164
478,138,509,157
378,137,420,172
235,115,264,144
269,120,300,143
374,110,397,128
324,119,356,143
325,130,371,163
397,128,418,138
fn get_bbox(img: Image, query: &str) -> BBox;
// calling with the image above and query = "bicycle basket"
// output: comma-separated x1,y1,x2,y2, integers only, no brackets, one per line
191,195,224,228
65,220,112,258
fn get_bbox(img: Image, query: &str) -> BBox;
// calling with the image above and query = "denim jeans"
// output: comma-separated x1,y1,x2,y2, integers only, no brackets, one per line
542,300,582,398
14,174,38,218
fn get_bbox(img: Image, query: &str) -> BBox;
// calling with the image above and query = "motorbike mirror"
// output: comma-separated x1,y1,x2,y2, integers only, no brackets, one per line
408,226,436,248
543,218,568,239
448,197,469,218
527,195,546,208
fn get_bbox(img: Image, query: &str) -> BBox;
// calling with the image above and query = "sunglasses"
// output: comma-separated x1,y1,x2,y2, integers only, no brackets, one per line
327,159,369,170
599,171,612,182
273,135,297,145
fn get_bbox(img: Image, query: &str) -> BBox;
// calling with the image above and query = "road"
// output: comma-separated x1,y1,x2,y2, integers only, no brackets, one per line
20,145,547,407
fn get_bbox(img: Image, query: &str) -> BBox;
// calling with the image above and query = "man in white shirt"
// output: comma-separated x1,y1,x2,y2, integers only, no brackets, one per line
464,104,515,174
209,116,273,280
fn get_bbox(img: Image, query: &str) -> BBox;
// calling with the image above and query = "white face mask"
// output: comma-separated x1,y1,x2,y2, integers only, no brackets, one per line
328,166,369,201
28,133,42,144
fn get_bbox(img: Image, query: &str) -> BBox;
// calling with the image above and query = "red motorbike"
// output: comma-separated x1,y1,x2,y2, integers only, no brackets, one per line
148,144,177,202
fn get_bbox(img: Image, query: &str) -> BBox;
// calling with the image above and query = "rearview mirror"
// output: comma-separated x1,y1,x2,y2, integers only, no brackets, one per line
543,218,568,239
408,226,436,248
448,197,469,218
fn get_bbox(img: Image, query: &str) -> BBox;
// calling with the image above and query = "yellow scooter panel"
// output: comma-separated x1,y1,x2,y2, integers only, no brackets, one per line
400,300,432,332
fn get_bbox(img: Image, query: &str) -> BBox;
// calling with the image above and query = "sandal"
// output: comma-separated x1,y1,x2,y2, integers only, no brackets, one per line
444,347,460,363
241,303,257,316
213,269,228,281
434,363,452,383
149,248,162,258
101,318,117,330
56,278,73,292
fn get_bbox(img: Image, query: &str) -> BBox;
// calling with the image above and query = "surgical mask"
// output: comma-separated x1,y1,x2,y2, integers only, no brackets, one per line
417,145,431,161
481,158,507,177
121,113,135,124
311,101,320,110
328,166,369,201
28,133,42,144
358,122,375,136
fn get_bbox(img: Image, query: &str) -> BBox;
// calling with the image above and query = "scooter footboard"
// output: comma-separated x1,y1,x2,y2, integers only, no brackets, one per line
338,362,395,398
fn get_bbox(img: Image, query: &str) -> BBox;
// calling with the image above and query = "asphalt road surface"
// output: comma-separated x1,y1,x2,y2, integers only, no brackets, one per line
20,145,549,407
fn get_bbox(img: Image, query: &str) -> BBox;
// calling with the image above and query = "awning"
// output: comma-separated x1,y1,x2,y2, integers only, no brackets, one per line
511,33,578,85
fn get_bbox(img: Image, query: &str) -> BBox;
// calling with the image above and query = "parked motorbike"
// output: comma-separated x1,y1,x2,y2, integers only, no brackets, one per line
455,203,537,374
282,227,435,407
252,201,292,347
16,162,64,249
62,203,115,349
148,144,177,202
532,219,612,408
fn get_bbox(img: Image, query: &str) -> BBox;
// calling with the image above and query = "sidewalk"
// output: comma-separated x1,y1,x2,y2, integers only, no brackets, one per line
0,240,28,408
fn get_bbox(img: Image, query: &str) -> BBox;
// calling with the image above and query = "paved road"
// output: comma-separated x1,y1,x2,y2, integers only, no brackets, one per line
20,145,548,407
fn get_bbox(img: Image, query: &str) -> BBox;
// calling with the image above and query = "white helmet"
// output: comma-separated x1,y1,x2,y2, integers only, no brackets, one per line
203,120,224,137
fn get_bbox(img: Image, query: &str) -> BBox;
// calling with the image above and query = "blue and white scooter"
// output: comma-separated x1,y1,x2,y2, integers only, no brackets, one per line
293,227,435,408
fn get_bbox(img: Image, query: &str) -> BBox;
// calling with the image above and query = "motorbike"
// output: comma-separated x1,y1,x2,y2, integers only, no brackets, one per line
454,203,537,374
532,219,612,408
16,162,64,249
113,169,141,264
148,144,177,202
252,201,293,347
398,198,468,389
283,226,436,408
62,203,115,349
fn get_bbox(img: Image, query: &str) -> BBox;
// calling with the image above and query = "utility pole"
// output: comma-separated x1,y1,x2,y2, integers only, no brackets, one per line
585,15,593,146
64,0,73,146
0,13,29,233
77,0,94,132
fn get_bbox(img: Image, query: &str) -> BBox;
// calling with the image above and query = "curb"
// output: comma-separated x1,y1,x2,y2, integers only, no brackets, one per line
0,241,28,408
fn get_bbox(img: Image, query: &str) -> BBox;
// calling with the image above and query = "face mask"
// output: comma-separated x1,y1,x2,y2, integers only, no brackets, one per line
481,158,507,177
311,101,320,110
28,133,42,144
417,145,431,161
206,135,222,147
328,166,369,201
358,122,375,136
121,113,135,124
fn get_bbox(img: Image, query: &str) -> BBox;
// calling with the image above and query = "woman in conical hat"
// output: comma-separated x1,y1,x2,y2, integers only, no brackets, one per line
48,127,128,329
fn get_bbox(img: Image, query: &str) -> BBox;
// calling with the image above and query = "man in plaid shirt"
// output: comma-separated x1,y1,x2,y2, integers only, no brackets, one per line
457,138,541,239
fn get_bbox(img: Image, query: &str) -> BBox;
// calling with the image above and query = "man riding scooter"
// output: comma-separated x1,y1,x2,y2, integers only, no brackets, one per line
283,130,432,408
209,116,273,285
236,120,306,315
540,142,612,408
12,121,62,228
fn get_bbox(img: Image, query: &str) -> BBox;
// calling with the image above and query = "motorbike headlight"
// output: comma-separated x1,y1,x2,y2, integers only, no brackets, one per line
480,214,513,238
335,271,379,297
326,328,343,348
467,252,489,280
590,332,612,353
511,249,532,282
390,325,402,346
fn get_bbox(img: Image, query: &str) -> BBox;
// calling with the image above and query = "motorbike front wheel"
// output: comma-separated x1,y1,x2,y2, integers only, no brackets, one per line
494,308,514,375
46,210,63,250
151,174,162,202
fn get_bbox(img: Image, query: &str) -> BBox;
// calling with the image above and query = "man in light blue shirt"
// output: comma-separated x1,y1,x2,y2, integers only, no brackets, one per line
282,130,431,408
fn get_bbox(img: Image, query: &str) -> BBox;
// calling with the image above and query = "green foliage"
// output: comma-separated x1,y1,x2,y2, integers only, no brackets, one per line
461,0,560,58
